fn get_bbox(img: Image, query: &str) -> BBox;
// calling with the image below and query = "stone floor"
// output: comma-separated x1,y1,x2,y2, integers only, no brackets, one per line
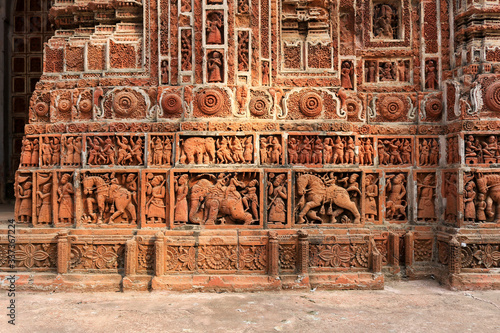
1,280,499,332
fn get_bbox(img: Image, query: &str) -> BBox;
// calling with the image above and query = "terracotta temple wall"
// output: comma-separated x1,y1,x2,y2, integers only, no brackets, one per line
3,0,500,291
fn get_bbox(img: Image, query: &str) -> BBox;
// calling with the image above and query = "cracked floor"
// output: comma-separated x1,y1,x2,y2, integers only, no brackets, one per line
1,280,499,332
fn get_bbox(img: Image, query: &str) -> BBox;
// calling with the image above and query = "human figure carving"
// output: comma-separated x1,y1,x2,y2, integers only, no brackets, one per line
145,175,166,224
312,138,323,164
341,61,354,89
365,175,378,221
206,12,223,44
386,174,407,220
425,60,438,90
21,138,33,166
243,137,253,163
174,174,189,224
242,179,259,220
36,183,51,223
17,180,32,223
417,174,435,220
268,174,287,224
288,138,298,164
464,181,476,222
41,137,53,166
51,137,60,165
208,51,223,82
58,173,74,224
332,136,345,164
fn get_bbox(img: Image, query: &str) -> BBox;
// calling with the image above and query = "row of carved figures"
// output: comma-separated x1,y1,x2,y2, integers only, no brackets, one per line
20,134,444,168
16,170,452,226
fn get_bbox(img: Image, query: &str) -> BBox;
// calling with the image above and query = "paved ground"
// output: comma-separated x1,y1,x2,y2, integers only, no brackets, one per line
1,280,499,332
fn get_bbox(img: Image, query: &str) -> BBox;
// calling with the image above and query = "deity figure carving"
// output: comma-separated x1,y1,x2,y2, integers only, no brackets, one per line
365,174,379,222
268,173,287,224
58,173,74,224
373,4,398,39
145,174,167,224
207,51,223,82
82,172,137,225
185,172,259,225
385,173,407,220
206,12,223,45
417,174,436,221
296,172,361,224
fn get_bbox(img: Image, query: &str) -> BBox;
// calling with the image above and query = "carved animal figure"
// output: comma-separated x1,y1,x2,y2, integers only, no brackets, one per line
296,174,361,224
188,178,253,225
180,137,216,164
82,176,136,224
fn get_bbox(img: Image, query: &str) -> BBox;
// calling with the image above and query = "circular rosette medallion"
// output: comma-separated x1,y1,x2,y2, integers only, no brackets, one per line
78,99,92,113
425,98,443,118
58,99,72,113
161,93,183,114
345,98,362,118
249,95,270,117
485,81,500,112
113,90,138,116
197,89,224,115
380,96,405,120
34,102,49,117
299,91,323,117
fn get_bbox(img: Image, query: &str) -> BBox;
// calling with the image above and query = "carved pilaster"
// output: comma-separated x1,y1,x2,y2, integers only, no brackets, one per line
449,237,461,275
389,232,400,267
268,231,279,276
154,232,165,277
125,238,137,276
297,230,309,275
405,232,414,267
57,231,69,274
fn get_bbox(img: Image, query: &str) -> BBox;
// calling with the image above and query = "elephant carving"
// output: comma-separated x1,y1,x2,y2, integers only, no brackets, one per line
180,137,216,164
188,178,253,225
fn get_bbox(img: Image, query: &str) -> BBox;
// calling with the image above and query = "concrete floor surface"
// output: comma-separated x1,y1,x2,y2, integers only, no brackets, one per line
1,280,499,332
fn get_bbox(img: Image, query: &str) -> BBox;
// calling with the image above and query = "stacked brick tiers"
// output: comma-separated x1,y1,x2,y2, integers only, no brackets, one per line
3,0,500,291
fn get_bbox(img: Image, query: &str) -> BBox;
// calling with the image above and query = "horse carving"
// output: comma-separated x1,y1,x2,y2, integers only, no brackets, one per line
82,176,136,224
296,174,361,224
